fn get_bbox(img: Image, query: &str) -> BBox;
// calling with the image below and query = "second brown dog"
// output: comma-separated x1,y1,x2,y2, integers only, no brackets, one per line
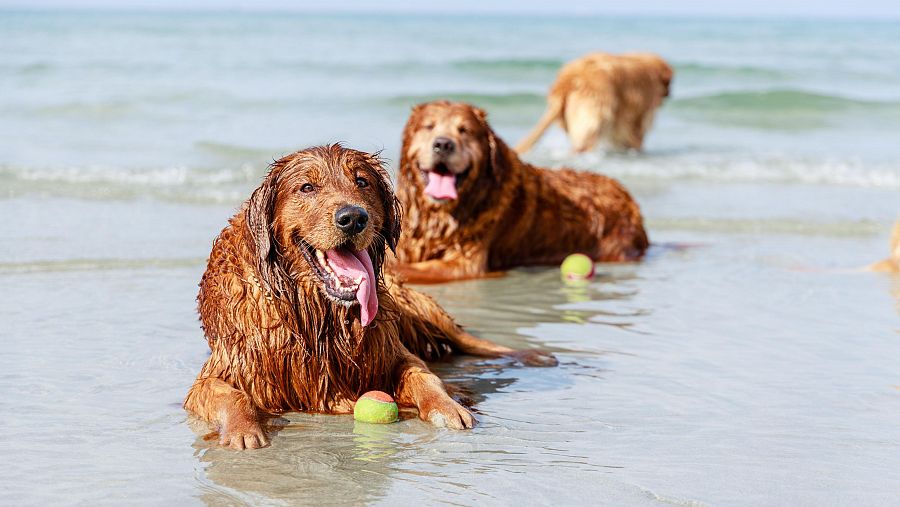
394,101,649,283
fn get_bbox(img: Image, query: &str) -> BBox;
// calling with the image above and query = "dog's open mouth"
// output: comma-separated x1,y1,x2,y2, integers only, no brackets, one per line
421,162,467,201
299,240,379,326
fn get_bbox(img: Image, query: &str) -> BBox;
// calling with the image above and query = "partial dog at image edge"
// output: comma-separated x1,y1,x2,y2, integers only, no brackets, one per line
516,52,673,154
867,220,900,273
393,100,648,283
183,145,557,450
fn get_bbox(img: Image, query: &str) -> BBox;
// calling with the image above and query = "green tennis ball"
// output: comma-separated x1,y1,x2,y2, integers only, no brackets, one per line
560,253,595,280
353,391,399,424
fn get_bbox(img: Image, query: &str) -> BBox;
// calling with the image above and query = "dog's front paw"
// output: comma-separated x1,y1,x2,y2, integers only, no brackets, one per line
219,413,269,450
422,397,475,430
220,424,269,450
508,349,558,367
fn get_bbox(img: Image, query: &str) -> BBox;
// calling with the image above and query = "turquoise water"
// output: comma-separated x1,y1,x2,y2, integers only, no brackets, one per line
2,11,899,506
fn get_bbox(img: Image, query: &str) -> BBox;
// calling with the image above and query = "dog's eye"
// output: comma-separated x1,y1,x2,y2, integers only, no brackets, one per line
458,126,468,135
355,177,369,188
299,183,315,193
423,123,434,131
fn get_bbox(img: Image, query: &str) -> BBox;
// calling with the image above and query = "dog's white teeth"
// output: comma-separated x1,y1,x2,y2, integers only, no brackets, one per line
316,249,337,275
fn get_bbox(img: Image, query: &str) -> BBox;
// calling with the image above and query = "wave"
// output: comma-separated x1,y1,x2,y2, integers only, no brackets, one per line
0,164,263,204
646,217,885,236
451,58,563,77
673,62,789,79
194,141,276,160
669,89,900,129
531,151,900,189
0,257,205,274
672,89,900,113
384,92,544,109
2,152,899,205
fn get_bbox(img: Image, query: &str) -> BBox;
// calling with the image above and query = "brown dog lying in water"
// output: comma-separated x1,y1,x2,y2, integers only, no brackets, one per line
516,52,672,153
393,101,648,283
184,145,556,449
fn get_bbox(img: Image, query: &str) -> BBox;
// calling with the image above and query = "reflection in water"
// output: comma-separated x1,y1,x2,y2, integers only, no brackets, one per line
351,422,399,463
416,265,646,346
191,262,643,504
192,355,524,504
891,275,900,316
194,414,399,506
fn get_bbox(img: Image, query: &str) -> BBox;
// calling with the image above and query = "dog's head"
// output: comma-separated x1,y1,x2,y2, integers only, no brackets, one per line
401,100,510,209
245,144,401,326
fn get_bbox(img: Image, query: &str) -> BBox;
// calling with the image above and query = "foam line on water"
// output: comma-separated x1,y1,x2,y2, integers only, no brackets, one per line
0,257,206,274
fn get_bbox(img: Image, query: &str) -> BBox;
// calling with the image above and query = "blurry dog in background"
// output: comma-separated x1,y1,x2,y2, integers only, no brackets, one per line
393,101,648,283
516,52,672,153
184,145,556,449
868,220,900,273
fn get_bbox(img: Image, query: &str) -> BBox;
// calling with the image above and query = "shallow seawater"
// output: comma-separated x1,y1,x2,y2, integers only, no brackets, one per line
2,11,900,507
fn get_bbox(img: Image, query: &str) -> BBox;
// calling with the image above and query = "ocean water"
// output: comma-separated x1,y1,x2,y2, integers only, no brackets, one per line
2,11,899,506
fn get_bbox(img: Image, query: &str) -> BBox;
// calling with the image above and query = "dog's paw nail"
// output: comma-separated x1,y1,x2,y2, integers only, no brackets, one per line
511,350,559,367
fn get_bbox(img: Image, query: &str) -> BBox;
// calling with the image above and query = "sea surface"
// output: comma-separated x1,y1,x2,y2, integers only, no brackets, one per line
2,11,899,506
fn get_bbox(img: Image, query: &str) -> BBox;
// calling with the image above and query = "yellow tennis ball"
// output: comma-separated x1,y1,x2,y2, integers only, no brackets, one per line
560,253,595,280
353,391,399,424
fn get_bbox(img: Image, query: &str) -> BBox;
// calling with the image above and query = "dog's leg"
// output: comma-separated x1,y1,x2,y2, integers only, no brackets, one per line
387,278,558,366
565,91,607,153
394,349,475,430
448,330,559,367
391,257,492,283
184,374,269,450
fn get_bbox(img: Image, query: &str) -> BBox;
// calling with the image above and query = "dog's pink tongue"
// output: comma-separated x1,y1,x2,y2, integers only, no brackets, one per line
424,172,458,200
325,248,378,326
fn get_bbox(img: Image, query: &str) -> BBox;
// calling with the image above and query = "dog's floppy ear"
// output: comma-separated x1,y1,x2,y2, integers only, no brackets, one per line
473,106,511,184
371,153,402,253
244,166,280,290
363,153,402,281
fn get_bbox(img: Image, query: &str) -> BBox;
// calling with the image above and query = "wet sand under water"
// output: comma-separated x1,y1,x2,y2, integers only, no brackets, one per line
2,181,898,506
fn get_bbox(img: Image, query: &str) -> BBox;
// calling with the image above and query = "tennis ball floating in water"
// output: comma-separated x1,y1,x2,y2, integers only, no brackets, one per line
353,391,399,424
560,253,595,280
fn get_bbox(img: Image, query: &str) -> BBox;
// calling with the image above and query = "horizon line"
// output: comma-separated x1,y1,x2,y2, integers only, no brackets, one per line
2,6,900,21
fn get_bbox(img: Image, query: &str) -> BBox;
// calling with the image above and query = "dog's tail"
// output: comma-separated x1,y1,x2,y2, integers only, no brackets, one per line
515,94,564,154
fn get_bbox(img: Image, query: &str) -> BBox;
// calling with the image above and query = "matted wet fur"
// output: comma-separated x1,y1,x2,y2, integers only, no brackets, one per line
393,101,649,283
516,52,673,153
184,144,556,450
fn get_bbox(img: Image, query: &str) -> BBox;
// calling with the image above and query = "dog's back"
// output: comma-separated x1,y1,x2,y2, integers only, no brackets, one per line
489,161,648,268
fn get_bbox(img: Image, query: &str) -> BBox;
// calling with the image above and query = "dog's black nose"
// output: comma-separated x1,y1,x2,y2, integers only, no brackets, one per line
432,137,455,155
335,205,369,234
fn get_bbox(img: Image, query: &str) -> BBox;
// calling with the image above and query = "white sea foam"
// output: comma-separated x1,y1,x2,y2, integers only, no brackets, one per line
0,163,261,203
2,153,899,206
533,150,900,189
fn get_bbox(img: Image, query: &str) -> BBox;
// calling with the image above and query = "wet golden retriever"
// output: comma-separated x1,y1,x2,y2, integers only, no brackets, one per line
393,101,648,283
516,52,673,153
184,144,556,449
